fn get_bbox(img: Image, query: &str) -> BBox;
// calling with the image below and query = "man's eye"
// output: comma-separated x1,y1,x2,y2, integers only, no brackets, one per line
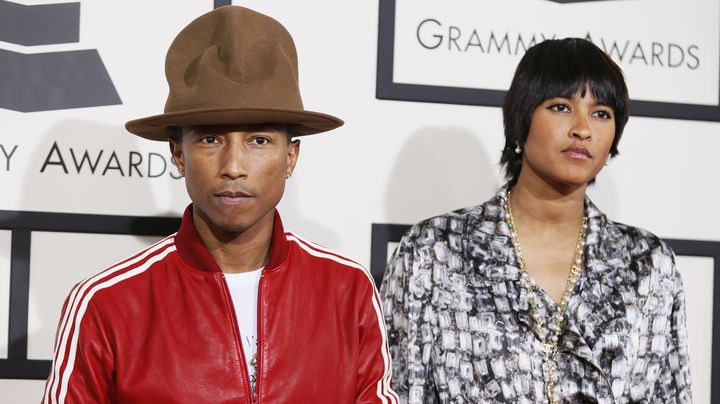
252,137,270,145
549,104,570,112
200,136,218,144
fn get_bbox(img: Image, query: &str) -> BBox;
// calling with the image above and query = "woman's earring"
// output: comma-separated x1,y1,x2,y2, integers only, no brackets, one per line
514,145,522,154
178,167,185,177
286,171,293,179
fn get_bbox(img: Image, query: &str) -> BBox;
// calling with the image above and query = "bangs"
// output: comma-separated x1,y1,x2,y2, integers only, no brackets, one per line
525,40,627,111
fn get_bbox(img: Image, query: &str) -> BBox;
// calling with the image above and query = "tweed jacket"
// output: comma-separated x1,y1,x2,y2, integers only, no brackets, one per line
381,187,691,403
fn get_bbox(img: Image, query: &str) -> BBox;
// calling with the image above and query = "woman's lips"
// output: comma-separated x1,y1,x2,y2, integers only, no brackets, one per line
562,145,592,160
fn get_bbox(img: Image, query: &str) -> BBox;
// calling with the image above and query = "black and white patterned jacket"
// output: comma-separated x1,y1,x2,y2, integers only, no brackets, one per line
381,187,691,403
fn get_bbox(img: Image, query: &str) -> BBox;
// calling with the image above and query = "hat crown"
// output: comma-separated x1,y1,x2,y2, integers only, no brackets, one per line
124,5,343,141
164,6,303,113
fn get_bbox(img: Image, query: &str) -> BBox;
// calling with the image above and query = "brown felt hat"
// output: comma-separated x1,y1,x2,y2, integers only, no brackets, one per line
125,6,343,141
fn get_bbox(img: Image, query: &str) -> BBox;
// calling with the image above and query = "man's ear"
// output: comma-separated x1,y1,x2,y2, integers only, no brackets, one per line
287,139,300,176
169,136,184,173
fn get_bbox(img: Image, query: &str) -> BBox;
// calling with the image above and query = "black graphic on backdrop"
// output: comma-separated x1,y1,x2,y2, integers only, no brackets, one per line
414,19,701,71
0,1,79,46
0,211,181,379
0,1,120,112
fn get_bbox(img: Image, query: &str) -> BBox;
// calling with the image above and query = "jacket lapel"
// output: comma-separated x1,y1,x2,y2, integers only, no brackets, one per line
560,198,640,391
474,187,543,340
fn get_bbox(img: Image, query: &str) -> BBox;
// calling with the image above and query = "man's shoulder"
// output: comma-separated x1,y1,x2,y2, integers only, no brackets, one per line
70,234,178,300
285,231,363,268
284,231,373,279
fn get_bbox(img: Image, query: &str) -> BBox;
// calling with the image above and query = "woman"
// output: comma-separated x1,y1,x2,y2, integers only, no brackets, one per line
381,38,691,403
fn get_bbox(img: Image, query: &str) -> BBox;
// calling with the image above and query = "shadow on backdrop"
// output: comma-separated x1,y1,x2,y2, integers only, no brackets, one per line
277,173,340,250
384,127,500,226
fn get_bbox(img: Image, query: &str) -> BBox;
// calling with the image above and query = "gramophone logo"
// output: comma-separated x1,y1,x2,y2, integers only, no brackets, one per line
0,1,121,112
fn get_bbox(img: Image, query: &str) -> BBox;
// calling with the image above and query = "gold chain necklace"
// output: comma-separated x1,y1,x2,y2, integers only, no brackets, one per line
505,190,588,404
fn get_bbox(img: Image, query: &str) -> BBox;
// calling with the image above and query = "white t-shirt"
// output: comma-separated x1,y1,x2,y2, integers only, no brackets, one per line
224,268,263,390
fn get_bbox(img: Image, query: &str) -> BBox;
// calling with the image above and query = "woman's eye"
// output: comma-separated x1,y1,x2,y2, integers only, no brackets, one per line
549,103,570,112
593,110,613,119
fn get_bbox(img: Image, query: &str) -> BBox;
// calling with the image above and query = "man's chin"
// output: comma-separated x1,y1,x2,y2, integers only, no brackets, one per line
193,203,276,239
211,220,251,236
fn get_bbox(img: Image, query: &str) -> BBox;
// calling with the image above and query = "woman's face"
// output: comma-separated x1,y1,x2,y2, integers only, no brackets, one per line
520,91,616,189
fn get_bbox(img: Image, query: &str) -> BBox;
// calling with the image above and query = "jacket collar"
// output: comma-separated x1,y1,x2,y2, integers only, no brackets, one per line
174,205,289,273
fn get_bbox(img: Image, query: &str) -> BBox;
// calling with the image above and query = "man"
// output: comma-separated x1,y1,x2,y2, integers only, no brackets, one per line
42,6,398,403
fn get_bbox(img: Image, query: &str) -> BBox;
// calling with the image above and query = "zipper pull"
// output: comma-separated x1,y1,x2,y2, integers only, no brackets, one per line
251,391,258,403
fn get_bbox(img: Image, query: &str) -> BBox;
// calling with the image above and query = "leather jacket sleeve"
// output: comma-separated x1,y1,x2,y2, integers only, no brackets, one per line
42,289,114,404
356,281,399,403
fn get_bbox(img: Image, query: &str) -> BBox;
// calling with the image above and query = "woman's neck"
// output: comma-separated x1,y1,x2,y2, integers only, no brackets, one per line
510,173,586,229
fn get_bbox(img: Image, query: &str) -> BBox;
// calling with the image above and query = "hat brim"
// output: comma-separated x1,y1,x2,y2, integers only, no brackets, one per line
125,107,344,141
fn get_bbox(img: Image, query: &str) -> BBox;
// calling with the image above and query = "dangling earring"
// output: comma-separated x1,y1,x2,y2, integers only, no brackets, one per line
514,144,522,154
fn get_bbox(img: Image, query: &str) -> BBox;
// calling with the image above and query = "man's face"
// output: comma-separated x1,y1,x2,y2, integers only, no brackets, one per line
170,124,299,237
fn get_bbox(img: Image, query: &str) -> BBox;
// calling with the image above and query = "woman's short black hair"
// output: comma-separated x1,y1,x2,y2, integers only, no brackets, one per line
500,38,629,184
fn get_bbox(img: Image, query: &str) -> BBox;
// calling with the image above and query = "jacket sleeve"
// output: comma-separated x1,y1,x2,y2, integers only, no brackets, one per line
355,273,400,404
42,289,115,404
652,244,692,403
379,233,437,404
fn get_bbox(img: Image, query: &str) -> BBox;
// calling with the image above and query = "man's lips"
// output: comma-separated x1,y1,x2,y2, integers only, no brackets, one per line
562,145,592,160
214,190,253,205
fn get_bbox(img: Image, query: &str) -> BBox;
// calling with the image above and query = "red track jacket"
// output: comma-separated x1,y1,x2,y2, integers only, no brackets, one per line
42,207,398,403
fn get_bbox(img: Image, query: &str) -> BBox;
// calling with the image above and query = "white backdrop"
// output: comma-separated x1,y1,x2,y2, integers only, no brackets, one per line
0,0,718,402
395,0,718,105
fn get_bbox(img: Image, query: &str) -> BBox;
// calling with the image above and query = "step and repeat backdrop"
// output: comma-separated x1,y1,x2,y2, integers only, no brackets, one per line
1,0,718,402
378,0,719,121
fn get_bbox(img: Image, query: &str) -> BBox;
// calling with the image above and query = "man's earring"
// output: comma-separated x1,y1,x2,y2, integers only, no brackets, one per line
286,171,293,179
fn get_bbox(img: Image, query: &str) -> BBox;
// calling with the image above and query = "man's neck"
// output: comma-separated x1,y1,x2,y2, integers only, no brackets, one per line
193,209,274,274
